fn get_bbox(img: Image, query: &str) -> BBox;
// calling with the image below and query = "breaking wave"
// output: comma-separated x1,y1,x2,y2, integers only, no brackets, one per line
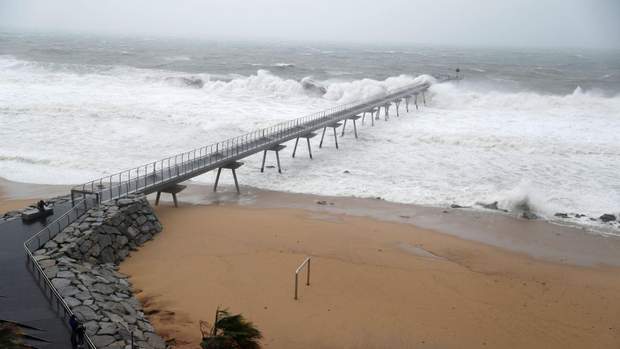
1,55,619,235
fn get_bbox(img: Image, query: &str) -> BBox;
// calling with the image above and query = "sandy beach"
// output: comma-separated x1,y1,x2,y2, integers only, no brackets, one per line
2,178,619,348
116,187,620,349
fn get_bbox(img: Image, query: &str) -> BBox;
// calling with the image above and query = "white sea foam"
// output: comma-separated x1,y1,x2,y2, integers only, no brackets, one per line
164,55,192,62
1,56,619,233
271,63,295,68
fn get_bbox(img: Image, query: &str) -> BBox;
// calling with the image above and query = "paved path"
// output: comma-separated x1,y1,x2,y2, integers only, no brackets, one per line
0,201,74,348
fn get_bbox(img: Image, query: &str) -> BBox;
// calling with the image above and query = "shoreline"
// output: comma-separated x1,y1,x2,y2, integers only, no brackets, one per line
1,176,620,267
2,177,620,348
147,181,620,268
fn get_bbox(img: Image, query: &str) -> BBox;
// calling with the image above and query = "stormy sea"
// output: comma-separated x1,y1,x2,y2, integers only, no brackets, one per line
1,32,619,233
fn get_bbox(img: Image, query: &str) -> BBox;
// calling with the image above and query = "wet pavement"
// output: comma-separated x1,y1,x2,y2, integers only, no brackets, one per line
0,200,74,348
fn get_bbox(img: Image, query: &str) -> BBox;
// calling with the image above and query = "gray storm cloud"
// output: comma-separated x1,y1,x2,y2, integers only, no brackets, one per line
0,0,619,48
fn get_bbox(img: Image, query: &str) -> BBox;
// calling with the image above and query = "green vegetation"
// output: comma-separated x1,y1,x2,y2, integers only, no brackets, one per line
200,308,262,349
0,321,24,349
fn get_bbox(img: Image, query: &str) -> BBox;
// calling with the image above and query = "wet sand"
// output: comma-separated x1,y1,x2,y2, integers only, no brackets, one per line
120,197,620,349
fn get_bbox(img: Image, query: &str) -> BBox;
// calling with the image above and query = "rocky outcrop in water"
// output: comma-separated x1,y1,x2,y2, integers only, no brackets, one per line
33,195,165,349
599,214,617,223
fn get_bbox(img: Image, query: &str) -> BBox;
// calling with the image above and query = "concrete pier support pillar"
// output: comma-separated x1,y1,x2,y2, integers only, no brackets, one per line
395,100,401,116
213,161,244,194
342,115,361,139
260,144,286,173
292,132,317,159
362,111,374,126
319,122,342,149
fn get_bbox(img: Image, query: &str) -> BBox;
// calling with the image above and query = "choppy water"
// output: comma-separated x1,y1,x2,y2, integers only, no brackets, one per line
1,32,619,232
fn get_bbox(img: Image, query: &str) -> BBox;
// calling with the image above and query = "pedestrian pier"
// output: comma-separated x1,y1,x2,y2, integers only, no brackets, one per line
4,74,455,348
70,79,432,204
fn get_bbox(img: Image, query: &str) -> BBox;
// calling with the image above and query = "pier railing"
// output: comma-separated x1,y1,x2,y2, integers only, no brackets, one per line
72,80,431,202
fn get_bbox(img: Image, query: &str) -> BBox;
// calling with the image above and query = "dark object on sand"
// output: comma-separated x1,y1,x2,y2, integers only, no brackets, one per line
21,200,53,222
521,211,538,220
599,214,617,222
554,212,569,218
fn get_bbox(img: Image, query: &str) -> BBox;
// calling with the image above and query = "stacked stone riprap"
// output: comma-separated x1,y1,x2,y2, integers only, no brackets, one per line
32,194,166,349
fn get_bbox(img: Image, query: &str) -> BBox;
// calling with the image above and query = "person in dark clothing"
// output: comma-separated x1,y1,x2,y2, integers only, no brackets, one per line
69,314,85,349
37,200,46,212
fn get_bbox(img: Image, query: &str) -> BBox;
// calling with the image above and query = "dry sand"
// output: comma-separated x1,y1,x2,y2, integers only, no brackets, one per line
0,189,35,215
120,202,620,349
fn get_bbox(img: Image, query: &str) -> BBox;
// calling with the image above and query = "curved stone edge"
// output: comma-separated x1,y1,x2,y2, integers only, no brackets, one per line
33,194,166,349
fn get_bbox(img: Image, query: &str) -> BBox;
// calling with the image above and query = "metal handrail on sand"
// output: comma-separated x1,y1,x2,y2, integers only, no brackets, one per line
294,257,312,300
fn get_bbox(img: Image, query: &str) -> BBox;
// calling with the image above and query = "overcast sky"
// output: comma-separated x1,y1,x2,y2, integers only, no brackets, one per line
1,0,619,48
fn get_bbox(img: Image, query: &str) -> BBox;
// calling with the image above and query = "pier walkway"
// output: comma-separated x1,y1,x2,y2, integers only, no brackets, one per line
1,76,445,348
71,80,432,203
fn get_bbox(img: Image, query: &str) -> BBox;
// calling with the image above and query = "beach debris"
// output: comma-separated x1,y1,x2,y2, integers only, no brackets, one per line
475,201,510,213
450,204,464,209
399,215,410,219
477,201,499,210
316,200,328,205
343,170,350,174
521,211,538,220
599,214,617,222
554,213,569,218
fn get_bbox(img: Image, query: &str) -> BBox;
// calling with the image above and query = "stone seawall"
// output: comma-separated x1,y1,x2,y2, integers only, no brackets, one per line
33,195,166,349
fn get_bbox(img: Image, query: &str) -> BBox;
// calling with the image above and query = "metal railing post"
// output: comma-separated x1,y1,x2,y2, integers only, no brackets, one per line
294,257,312,300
